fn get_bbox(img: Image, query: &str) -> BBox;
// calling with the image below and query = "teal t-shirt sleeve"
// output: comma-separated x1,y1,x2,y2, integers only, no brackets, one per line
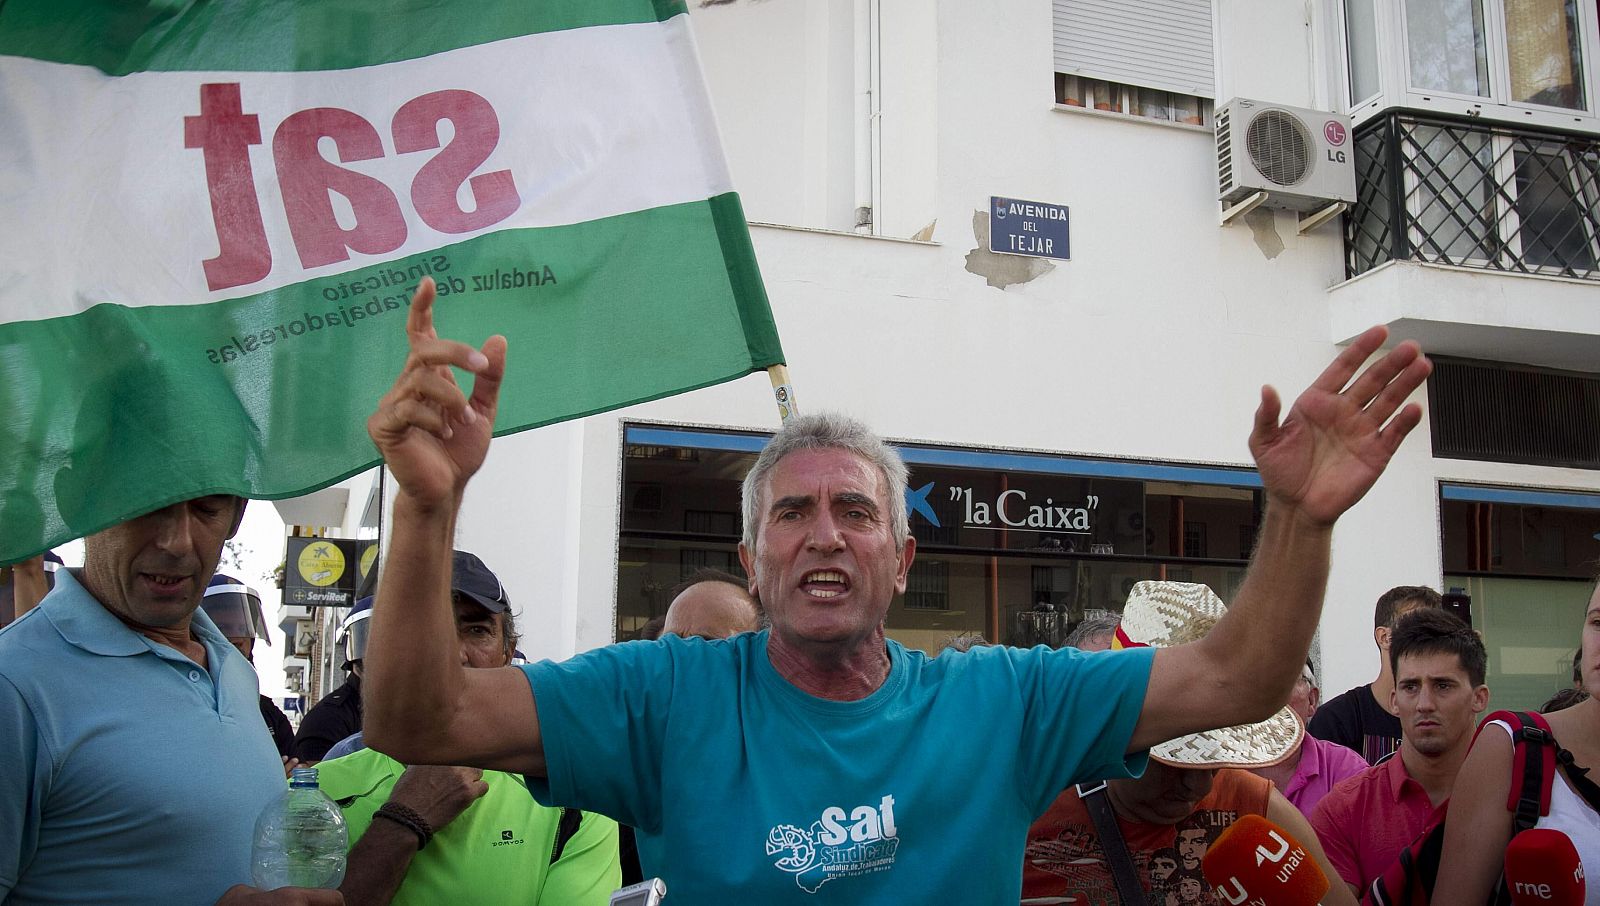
1011,645,1156,814
519,641,679,831
541,811,621,906
0,672,48,897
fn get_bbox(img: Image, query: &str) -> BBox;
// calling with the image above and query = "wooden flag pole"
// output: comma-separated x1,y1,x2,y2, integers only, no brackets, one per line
767,364,797,422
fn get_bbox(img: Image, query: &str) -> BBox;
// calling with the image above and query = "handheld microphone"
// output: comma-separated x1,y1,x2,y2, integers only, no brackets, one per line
1504,828,1585,906
1200,813,1329,906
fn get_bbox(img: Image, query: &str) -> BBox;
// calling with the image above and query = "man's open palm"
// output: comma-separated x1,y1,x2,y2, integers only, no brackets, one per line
1250,326,1431,526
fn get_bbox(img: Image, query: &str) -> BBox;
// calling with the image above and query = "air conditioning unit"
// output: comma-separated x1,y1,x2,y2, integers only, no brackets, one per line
1216,98,1355,226
292,625,315,656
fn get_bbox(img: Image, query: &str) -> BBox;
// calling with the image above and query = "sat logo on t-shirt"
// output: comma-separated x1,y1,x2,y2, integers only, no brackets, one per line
765,795,901,892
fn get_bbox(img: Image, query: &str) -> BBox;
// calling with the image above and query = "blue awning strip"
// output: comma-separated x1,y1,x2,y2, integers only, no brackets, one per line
1440,483,1600,510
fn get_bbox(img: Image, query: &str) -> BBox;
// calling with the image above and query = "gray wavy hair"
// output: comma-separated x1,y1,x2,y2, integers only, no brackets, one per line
1063,613,1121,649
740,412,910,550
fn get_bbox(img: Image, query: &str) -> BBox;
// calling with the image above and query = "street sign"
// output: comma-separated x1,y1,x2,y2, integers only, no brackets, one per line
989,196,1070,260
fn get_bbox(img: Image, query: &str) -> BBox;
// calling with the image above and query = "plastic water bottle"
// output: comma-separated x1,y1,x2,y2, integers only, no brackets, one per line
251,767,348,889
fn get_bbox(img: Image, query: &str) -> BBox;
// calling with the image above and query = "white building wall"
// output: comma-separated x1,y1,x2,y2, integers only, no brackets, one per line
876,0,940,238
1214,0,1318,108
691,0,858,231
456,420,587,660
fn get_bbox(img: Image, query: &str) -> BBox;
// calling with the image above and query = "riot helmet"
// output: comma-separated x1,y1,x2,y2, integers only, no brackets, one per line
339,596,374,671
202,574,269,642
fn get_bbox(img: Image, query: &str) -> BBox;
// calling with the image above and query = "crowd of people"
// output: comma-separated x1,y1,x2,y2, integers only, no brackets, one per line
1,278,1595,905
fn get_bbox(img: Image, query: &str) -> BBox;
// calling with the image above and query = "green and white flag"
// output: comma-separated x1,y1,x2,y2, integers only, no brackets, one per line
0,0,784,562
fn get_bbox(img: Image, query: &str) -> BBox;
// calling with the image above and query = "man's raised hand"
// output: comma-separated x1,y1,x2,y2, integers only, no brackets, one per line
367,278,506,508
1249,325,1432,526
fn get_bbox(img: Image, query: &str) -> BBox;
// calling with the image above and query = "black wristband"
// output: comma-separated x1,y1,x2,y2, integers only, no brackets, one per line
374,801,434,850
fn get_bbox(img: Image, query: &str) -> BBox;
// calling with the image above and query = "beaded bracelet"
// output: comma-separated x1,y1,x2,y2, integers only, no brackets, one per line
374,801,434,850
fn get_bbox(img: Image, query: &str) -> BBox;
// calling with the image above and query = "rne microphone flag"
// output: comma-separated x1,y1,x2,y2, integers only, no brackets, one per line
1201,813,1330,906
1505,828,1585,906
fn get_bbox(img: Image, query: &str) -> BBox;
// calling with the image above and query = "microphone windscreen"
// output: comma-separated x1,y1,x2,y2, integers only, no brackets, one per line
1505,828,1586,906
1200,813,1329,906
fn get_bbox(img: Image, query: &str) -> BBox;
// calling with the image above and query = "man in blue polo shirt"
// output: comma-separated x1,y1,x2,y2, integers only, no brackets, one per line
0,496,341,906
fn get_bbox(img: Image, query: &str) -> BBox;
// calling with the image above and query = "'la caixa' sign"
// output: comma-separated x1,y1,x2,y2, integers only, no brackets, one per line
989,196,1070,261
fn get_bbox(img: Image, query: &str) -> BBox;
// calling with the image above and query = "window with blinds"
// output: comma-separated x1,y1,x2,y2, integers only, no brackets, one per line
1052,1,1216,125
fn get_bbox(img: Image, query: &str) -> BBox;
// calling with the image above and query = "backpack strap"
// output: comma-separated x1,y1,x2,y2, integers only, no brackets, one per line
1077,782,1149,906
1469,711,1560,906
1498,711,1556,829
1493,710,1600,815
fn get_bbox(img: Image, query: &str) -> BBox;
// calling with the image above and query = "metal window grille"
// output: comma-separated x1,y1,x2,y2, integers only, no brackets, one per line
683,509,738,536
680,549,739,577
904,559,950,611
1182,521,1207,559
909,486,961,546
1345,111,1600,281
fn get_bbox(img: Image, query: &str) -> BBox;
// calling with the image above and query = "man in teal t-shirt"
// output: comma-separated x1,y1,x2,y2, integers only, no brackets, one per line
357,286,1431,902
525,624,1151,900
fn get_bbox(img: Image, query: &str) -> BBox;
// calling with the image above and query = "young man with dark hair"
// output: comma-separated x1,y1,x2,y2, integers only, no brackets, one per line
1309,585,1443,764
1310,608,1488,896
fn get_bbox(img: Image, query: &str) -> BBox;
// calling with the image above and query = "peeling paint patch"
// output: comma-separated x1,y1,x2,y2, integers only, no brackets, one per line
1245,208,1285,260
911,220,937,242
964,211,1055,289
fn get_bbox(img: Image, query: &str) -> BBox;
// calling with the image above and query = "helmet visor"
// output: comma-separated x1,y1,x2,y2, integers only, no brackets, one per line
343,615,371,666
201,584,267,641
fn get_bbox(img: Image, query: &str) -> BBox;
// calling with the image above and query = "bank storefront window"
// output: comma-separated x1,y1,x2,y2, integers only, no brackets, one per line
617,426,1261,655
1440,483,1600,711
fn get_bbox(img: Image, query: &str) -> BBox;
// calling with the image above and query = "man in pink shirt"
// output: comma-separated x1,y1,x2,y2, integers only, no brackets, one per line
1308,610,1489,896
1250,660,1367,816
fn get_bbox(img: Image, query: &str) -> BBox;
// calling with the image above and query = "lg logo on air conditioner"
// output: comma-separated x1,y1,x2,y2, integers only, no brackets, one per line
1324,120,1348,163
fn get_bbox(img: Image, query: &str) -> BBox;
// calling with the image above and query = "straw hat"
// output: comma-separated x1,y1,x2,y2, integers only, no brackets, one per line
1111,581,1304,769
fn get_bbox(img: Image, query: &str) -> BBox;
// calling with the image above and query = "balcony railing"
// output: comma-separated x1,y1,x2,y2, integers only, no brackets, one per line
1346,111,1600,282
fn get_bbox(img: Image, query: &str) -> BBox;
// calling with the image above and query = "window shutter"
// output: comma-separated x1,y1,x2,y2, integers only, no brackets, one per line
1052,1,1216,99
